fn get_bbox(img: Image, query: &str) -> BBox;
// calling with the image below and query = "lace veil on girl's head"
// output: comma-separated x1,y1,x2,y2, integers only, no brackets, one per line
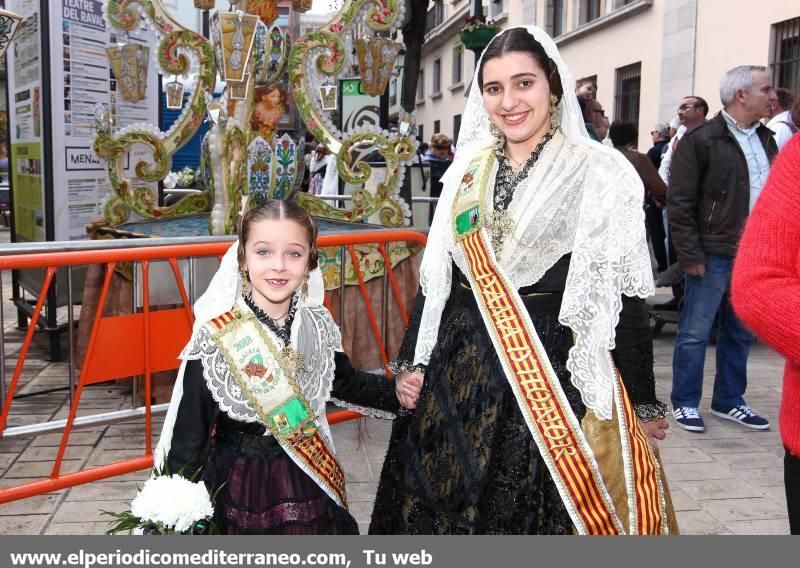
417,25,654,421
192,240,326,329
153,239,332,473
447,25,594,185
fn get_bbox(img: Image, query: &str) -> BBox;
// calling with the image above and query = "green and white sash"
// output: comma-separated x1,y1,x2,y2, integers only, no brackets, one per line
206,307,348,508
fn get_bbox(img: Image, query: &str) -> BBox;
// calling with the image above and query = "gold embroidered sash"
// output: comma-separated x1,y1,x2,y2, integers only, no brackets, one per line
207,308,347,508
451,149,668,534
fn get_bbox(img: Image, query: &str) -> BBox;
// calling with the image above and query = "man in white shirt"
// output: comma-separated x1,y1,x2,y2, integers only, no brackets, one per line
766,88,797,150
658,96,709,185
654,96,710,306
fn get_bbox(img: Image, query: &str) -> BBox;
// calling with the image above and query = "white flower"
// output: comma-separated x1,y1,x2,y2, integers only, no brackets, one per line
163,171,179,189
130,475,214,533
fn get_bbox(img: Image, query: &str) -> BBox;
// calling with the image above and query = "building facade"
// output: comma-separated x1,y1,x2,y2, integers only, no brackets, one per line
408,0,800,151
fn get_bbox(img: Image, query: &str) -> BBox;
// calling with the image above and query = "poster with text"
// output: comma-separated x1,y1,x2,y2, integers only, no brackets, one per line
53,0,159,240
7,0,44,242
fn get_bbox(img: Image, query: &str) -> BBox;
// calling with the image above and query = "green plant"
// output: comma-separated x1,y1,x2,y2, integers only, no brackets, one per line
461,15,500,34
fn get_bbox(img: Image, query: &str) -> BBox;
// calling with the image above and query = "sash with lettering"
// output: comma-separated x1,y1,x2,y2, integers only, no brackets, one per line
451,149,670,534
205,305,347,509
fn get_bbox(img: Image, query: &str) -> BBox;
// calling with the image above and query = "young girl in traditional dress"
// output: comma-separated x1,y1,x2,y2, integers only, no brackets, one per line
153,199,406,534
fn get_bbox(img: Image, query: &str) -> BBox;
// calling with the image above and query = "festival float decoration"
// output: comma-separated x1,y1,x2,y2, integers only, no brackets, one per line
106,43,150,103
165,78,185,110
94,0,415,236
94,0,215,226
87,0,419,375
0,8,23,59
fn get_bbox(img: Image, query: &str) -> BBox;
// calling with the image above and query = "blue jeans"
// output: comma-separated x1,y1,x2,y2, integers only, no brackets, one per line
671,254,753,409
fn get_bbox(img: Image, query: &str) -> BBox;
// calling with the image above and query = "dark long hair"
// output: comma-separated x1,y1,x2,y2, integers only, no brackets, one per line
237,199,319,273
477,28,563,102
609,120,638,148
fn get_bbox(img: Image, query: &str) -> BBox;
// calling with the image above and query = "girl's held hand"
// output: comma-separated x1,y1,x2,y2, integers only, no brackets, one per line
396,370,424,410
641,417,669,457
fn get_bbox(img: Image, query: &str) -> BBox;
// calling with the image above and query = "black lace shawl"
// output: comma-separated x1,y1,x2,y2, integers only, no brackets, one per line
392,256,667,421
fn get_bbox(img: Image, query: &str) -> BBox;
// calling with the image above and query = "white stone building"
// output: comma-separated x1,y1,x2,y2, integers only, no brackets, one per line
402,0,800,151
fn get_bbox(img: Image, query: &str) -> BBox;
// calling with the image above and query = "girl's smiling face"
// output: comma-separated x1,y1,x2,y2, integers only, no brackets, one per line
481,51,553,154
244,218,310,315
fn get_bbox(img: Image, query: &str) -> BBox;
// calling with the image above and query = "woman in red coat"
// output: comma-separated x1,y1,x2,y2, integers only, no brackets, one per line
732,133,800,534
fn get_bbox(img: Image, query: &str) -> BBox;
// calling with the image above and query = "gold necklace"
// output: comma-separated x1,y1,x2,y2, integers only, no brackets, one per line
267,309,290,323
505,154,525,177
506,153,523,168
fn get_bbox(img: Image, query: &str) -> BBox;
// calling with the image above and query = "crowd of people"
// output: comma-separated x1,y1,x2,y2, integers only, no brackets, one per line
591,66,799,533
147,24,799,535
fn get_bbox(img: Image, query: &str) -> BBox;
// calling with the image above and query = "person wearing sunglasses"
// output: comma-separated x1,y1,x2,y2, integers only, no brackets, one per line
578,97,606,142
658,96,709,185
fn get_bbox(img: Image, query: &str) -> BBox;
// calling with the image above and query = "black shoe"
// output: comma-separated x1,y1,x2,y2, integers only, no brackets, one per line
653,297,680,311
655,263,684,287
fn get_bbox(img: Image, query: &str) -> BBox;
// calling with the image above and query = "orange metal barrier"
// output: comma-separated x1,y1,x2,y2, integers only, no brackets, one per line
0,230,426,504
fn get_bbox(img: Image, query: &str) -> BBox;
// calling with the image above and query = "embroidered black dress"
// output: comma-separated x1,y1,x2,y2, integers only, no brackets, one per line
369,149,667,535
166,297,399,535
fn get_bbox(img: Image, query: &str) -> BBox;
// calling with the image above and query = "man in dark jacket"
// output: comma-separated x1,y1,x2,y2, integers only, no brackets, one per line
667,65,777,433
646,122,671,271
610,121,667,205
423,134,452,224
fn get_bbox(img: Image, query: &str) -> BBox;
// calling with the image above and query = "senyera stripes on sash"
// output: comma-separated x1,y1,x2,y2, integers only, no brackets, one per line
452,149,667,534
616,372,667,534
208,310,348,509
461,231,621,534
292,431,348,508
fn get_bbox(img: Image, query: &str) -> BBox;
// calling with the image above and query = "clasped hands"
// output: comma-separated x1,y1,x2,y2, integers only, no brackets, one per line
394,369,668,454
641,417,669,456
395,369,424,410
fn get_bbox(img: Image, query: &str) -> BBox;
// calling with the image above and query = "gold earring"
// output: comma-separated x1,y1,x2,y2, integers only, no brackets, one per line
240,269,251,296
549,94,560,131
489,121,505,151
301,274,309,301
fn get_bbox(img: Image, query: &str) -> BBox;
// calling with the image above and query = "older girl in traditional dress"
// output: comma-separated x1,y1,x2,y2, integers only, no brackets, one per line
371,26,678,535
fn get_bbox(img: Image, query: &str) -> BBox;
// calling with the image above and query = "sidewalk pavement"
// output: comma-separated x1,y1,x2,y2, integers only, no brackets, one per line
0,227,790,534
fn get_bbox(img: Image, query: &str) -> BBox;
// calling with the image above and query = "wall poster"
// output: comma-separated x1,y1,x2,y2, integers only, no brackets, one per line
7,0,44,242
53,0,158,240
6,0,159,242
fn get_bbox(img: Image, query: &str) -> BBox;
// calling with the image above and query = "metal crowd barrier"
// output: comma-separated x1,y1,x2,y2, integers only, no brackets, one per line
0,229,427,503
316,194,440,203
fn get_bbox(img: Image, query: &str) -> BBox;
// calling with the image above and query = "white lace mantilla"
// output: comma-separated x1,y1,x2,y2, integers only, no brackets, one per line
415,25,653,420
181,325,259,423
559,151,653,417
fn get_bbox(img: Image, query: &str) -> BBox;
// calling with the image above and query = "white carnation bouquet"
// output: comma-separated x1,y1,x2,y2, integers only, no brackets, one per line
104,468,220,535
